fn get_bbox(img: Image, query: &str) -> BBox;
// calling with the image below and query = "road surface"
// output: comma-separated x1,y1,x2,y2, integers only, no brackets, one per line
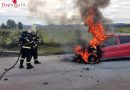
0,54,130,90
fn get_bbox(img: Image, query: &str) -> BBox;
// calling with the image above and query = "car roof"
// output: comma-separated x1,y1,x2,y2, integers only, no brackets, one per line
108,33,130,37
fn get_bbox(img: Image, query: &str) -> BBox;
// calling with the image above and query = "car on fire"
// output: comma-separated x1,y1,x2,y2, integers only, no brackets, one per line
73,34,130,63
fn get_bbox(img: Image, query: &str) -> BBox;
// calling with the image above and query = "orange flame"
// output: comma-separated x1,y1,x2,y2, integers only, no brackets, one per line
73,45,90,62
74,8,107,63
85,9,107,48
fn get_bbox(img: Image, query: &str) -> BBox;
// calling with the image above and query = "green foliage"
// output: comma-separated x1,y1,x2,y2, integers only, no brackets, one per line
1,23,6,29
38,29,89,45
0,26,130,54
115,27,130,33
6,19,17,29
18,22,23,30
0,30,21,49
0,29,89,54
0,30,11,47
39,46,65,55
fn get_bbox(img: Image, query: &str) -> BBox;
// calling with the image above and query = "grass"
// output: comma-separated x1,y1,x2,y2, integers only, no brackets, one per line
115,27,130,33
39,46,65,55
1,26,130,55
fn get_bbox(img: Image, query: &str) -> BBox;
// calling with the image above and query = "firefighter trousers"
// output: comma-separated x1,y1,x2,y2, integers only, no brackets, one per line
20,48,32,63
31,48,38,60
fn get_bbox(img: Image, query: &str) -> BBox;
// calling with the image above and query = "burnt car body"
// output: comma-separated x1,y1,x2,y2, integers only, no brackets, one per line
100,34,130,60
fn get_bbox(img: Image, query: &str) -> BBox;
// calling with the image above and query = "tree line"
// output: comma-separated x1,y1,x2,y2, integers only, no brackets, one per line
1,19,23,30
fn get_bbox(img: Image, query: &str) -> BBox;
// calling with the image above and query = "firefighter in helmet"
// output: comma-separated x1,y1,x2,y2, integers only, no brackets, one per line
19,29,34,69
30,25,41,64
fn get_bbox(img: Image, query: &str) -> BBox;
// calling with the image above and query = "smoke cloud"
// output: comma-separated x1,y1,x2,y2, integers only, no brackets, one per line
76,0,115,33
76,0,110,21
28,0,81,24
28,0,111,25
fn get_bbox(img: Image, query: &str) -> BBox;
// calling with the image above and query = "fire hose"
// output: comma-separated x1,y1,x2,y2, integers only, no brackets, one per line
0,49,21,81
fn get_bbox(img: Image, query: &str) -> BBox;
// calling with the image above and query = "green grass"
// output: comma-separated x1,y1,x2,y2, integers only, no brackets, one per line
40,30,88,44
115,27,130,33
0,29,88,55
1,26,130,55
39,46,65,55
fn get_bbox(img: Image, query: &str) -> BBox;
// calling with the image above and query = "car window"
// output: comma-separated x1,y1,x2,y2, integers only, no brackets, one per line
102,37,117,46
119,35,130,44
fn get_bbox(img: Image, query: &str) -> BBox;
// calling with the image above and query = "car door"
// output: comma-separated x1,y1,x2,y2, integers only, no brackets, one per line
117,35,130,57
101,36,119,59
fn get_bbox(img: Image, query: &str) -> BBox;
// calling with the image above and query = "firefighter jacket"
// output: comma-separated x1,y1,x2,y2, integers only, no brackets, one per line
31,32,40,48
19,31,34,49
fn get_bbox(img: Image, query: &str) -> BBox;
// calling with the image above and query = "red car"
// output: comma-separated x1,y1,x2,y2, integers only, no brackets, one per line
100,34,130,60
73,34,130,63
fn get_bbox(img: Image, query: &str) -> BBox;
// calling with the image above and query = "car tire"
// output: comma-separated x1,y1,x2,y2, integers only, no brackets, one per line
88,53,99,64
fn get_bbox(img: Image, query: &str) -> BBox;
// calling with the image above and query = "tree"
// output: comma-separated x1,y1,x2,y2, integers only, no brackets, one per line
18,22,23,30
1,23,6,29
6,19,17,29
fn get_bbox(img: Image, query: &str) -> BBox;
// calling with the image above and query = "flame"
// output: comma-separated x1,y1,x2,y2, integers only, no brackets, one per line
85,9,107,48
74,45,90,62
74,8,107,63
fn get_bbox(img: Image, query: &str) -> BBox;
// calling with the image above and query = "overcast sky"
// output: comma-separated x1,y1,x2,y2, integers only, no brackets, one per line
0,0,130,25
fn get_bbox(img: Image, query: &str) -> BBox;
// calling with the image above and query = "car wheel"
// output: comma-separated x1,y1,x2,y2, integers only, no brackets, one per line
88,53,99,64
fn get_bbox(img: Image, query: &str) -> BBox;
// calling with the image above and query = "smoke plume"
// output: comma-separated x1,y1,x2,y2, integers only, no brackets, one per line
28,0,81,24
28,0,111,25
77,0,110,22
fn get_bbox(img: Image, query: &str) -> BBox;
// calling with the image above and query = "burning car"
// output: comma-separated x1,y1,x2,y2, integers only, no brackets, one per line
73,8,107,64
73,34,130,63
73,7,130,64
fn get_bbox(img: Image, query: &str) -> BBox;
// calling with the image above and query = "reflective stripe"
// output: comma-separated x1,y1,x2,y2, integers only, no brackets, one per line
27,62,31,64
34,59,38,61
20,58,24,60
26,39,29,42
22,46,31,49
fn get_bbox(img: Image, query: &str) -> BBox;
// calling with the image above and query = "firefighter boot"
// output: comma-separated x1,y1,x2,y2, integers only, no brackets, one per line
19,59,24,69
34,60,41,64
27,63,34,69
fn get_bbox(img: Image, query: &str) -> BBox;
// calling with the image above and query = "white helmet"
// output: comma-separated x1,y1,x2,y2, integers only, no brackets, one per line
27,29,33,33
31,24,37,33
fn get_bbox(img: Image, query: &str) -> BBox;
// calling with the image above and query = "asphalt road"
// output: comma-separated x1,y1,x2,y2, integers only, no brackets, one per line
0,54,130,90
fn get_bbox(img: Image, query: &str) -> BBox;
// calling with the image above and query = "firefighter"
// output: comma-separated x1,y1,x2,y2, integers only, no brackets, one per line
31,30,41,64
19,29,34,69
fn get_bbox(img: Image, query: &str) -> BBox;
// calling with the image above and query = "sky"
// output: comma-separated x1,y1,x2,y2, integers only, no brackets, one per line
0,0,130,25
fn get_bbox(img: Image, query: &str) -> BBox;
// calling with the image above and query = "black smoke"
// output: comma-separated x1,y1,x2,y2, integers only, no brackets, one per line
76,0,110,21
